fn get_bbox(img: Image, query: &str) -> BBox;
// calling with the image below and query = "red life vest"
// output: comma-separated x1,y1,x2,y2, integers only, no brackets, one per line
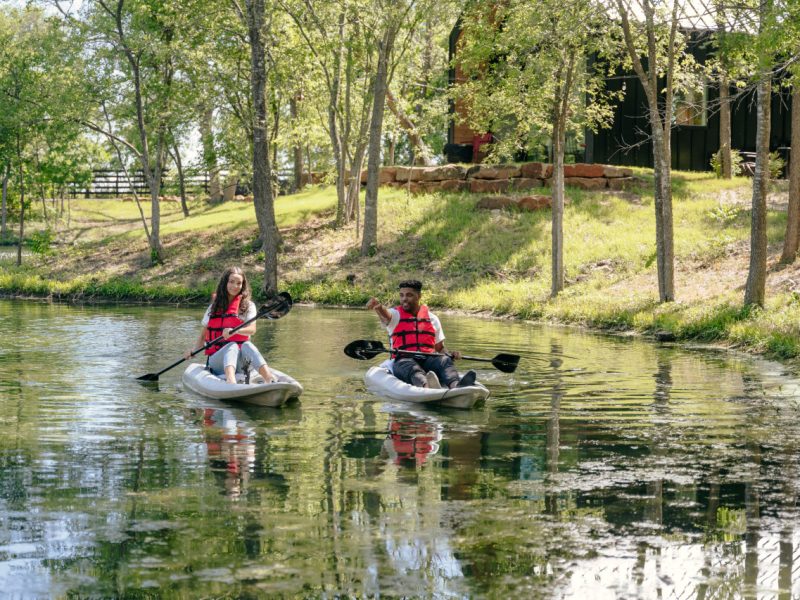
391,304,437,353
388,418,441,466
204,294,249,356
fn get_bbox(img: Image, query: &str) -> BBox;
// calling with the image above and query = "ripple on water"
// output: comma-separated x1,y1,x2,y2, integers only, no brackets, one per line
1,302,800,597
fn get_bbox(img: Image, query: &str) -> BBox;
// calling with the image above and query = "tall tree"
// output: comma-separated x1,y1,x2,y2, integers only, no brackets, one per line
232,0,280,294
360,1,408,256
781,84,800,262
55,0,194,264
282,0,375,226
612,0,692,303
455,0,615,295
713,3,734,179
744,0,776,306
0,6,85,264
777,0,800,263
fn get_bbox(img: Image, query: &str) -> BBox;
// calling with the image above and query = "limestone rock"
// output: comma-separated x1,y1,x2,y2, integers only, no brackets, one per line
563,163,605,178
379,167,397,184
511,178,543,191
395,166,425,182
467,164,521,180
516,195,552,211
603,166,634,178
565,177,607,190
608,177,637,190
469,178,512,193
361,167,398,184
476,195,516,210
520,162,553,179
419,164,467,181
439,179,468,192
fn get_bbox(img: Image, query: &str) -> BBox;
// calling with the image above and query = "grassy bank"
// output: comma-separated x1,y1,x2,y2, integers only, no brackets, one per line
3,171,800,361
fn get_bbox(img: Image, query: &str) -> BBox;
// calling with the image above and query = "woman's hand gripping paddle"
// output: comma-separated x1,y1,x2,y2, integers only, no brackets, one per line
137,292,292,382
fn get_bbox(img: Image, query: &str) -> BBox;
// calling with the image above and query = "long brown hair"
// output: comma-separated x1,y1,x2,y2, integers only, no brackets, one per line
210,266,251,316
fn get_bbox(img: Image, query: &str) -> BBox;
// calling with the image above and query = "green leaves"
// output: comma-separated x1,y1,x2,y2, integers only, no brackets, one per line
453,0,611,163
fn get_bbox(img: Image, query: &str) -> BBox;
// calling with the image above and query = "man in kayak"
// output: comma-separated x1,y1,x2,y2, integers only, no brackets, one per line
366,280,476,389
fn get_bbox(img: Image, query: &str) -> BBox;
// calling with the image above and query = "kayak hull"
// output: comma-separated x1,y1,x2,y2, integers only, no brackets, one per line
182,363,303,407
364,366,489,409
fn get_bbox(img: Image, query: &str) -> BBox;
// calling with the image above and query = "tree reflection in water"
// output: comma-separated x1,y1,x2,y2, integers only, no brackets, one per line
2,302,800,596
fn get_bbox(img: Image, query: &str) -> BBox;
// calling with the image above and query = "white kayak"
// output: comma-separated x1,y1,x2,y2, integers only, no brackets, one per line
364,366,490,409
182,363,303,407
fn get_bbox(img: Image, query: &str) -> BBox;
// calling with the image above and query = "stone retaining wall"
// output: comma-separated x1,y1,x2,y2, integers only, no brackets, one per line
358,162,636,194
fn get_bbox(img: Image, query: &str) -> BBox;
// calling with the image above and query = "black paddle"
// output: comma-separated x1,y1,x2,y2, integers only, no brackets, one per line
343,339,521,373
137,292,293,382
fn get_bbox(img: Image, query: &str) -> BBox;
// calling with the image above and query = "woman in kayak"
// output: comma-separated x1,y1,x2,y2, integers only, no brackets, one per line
366,279,476,389
186,266,276,384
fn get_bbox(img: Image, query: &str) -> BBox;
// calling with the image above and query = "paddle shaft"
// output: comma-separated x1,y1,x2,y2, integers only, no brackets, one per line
138,307,267,381
343,339,521,372
390,348,510,367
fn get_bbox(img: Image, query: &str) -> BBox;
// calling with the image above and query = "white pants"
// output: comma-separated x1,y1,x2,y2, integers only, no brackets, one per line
207,341,267,375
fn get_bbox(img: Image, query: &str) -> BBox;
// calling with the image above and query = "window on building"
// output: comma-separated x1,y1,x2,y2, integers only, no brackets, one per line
673,81,707,127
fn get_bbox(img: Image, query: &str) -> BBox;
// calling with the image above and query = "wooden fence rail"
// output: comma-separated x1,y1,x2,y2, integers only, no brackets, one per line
68,168,301,199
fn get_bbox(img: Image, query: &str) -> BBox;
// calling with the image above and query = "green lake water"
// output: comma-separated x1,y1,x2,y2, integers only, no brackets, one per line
0,298,798,598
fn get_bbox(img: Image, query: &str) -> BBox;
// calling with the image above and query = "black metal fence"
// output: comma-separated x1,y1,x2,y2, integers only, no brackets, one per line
68,169,305,199
68,169,212,199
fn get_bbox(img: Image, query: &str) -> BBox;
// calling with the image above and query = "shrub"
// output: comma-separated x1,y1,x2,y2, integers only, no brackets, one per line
710,149,743,178
769,151,786,179
28,229,54,255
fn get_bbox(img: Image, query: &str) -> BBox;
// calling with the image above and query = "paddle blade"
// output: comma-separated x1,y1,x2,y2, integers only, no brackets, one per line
260,291,293,319
136,373,159,382
492,353,520,373
344,339,387,360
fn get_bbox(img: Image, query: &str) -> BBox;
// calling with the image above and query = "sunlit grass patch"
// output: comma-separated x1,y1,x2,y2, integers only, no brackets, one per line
8,171,800,364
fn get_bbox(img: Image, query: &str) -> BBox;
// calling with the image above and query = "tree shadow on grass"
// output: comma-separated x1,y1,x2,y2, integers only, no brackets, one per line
341,188,646,297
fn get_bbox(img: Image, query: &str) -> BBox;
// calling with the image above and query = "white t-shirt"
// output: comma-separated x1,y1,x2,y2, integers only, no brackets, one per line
202,301,257,326
383,307,445,344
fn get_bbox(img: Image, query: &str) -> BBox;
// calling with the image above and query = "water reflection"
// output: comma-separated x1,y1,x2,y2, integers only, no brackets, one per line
382,412,443,469
0,300,799,596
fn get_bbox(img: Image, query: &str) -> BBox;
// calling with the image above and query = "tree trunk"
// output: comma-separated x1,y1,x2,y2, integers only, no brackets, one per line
222,175,238,202
617,0,676,302
1,163,8,238
40,187,48,229
719,75,733,178
149,133,166,264
386,89,434,166
200,104,222,202
290,94,303,193
387,132,396,166
551,118,565,297
16,161,24,267
744,74,772,306
652,122,675,302
360,26,396,257
246,0,279,296
345,141,367,223
780,85,800,263
330,10,348,226
551,57,575,298
345,104,371,221
125,47,163,264
171,140,190,217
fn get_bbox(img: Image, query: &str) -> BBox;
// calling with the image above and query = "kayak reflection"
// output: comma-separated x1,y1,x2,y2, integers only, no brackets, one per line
189,403,300,501
196,407,256,500
382,413,443,468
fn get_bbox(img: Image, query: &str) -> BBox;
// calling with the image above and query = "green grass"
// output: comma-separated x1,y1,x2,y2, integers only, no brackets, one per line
66,186,337,239
5,173,800,363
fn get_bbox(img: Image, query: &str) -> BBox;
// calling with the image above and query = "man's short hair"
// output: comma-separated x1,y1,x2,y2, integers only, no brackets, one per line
398,279,423,292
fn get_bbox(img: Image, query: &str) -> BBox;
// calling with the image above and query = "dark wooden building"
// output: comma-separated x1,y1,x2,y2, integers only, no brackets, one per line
447,24,794,172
